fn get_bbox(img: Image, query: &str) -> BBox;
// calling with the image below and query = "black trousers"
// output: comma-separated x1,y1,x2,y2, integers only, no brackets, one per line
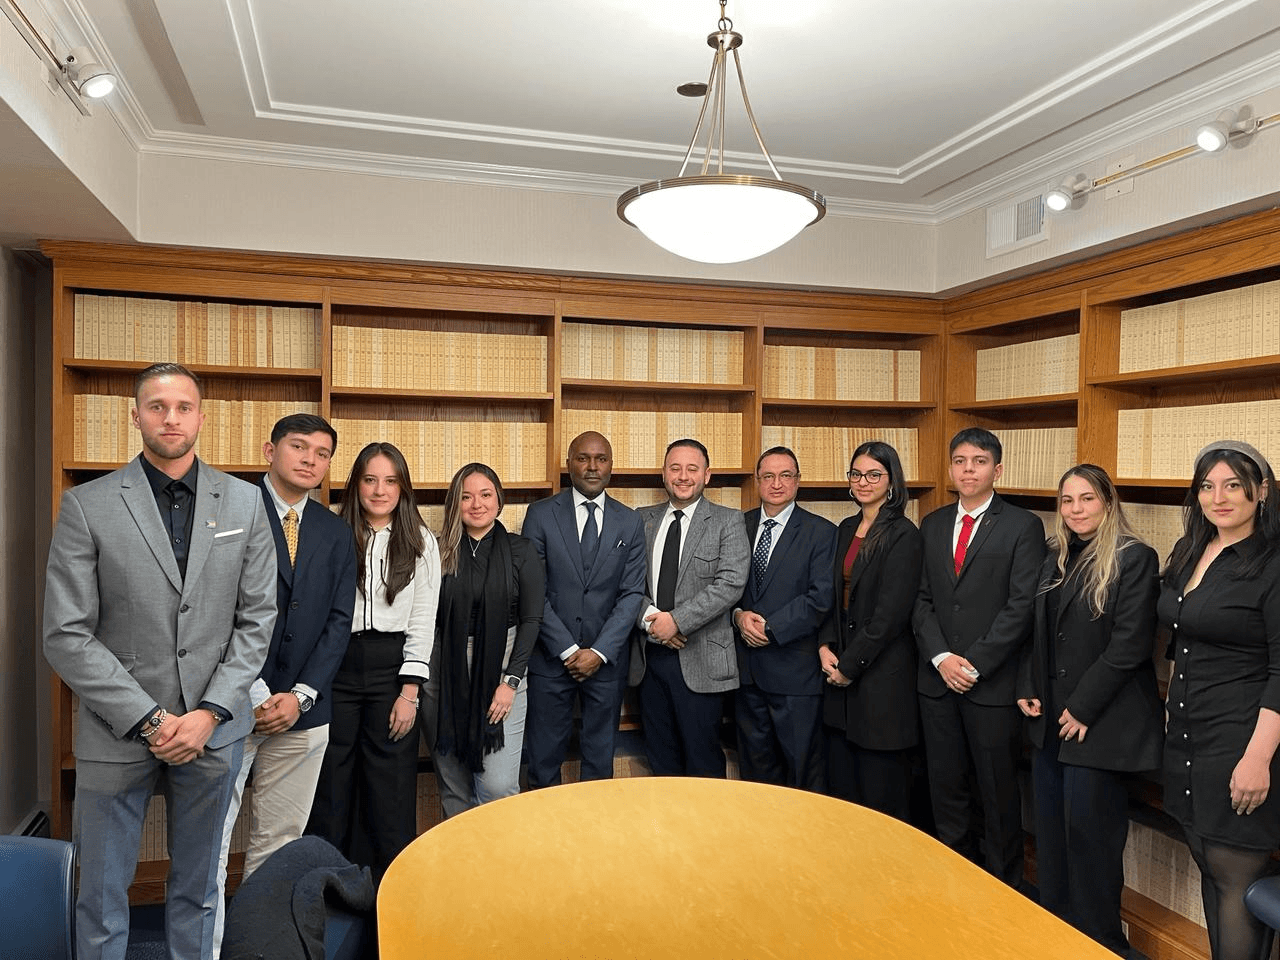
1032,740,1130,954
308,631,419,881
525,657,628,788
825,731,913,821
639,644,726,778
734,683,824,791
919,691,1024,886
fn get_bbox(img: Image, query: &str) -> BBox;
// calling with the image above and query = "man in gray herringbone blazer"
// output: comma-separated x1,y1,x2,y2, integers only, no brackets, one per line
630,438,749,777
43,363,276,960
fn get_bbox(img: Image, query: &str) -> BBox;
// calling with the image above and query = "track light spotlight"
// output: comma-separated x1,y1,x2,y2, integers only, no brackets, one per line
64,46,115,98
1045,176,1088,213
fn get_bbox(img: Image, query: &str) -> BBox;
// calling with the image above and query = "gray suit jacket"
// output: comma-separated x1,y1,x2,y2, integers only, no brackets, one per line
630,498,750,694
43,456,277,762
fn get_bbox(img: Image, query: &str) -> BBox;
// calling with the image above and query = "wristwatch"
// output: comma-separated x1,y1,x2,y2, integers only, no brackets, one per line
291,689,315,713
503,674,521,690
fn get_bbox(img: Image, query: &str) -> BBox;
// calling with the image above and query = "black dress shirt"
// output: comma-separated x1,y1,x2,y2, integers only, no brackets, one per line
140,455,197,580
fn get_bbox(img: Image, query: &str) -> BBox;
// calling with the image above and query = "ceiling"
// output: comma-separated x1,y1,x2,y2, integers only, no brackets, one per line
7,0,1280,249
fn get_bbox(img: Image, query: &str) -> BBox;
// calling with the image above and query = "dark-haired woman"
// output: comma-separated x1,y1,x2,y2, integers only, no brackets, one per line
309,442,440,880
1160,441,1280,960
1016,464,1162,955
819,440,922,820
432,463,544,817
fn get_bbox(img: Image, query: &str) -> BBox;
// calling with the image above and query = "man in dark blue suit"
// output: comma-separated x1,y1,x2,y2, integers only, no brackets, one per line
523,431,647,787
214,413,357,951
732,447,835,790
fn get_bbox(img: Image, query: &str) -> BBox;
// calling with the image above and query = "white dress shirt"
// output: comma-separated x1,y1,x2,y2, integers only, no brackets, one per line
353,522,442,682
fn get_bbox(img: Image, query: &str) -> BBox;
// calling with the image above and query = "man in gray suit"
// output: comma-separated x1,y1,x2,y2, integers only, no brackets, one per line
43,363,276,960
631,438,749,777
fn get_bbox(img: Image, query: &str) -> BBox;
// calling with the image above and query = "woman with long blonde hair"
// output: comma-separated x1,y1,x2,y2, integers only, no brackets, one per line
1017,463,1162,954
431,462,544,816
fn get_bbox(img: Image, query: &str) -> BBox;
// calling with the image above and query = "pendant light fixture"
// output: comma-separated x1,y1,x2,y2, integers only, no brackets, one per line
617,0,826,264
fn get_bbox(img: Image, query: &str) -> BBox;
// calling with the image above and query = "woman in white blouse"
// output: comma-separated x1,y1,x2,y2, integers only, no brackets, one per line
309,442,440,880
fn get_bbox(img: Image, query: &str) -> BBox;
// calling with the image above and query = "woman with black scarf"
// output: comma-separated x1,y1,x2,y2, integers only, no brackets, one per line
432,462,544,817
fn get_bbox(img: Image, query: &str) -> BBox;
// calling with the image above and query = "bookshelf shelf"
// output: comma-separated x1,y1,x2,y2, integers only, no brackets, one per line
331,386,555,402
1087,355,1280,389
1115,477,1191,488
948,393,1078,414
561,379,750,396
763,398,934,411
64,358,324,380
63,461,270,474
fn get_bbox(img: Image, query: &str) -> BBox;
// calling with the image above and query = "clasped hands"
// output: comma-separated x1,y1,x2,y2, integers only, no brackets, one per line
148,709,216,765
734,610,771,649
644,611,686,648
566,648,603,681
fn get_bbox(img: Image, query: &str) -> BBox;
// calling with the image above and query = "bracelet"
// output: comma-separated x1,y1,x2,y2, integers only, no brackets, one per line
397,694,420,708
139,708,168,740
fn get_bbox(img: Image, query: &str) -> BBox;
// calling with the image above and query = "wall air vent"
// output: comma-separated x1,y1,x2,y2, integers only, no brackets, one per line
986,190,1048,258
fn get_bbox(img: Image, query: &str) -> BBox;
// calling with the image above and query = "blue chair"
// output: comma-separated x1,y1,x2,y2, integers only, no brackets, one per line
0,835,76,959
1243,875,1280,960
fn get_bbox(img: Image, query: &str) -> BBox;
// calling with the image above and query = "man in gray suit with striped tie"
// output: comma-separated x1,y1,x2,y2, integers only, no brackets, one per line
630,438,750,777
43,363,276,960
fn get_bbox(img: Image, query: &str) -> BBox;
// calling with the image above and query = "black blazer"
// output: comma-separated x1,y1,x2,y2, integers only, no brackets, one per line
735,505,836,697
1017,541,1164,772
912,495,1046,705
258,486,358,730
822,512,923,751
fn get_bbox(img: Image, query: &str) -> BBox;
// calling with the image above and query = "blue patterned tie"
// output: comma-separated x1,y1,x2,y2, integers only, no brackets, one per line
581,501,600,574
753,519,777,589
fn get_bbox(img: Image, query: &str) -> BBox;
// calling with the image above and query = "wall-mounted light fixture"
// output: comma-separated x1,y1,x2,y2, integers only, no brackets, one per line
1045,105,1278,215
0,0,116,115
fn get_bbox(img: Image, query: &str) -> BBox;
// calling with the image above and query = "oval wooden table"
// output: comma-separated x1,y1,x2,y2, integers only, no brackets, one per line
379,777,1113,959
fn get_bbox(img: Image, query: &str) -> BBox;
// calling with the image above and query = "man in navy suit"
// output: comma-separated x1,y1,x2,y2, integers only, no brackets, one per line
523,431,647,787
732,447,835,790
913,427,1045,887
214,413,357,952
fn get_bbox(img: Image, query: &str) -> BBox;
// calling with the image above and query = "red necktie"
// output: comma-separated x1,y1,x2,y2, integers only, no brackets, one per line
954,514,976,575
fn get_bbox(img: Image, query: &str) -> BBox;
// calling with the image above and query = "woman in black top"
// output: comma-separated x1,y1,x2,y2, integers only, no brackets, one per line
1017,464,1162,955
818,440,922,820
431,462,544,818
1160,441,1280,960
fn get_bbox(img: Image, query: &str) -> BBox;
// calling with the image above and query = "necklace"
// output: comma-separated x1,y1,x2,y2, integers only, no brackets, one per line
468,536,482,559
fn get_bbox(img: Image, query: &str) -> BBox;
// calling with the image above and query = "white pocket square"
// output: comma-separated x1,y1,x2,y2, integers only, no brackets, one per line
213,528,245,538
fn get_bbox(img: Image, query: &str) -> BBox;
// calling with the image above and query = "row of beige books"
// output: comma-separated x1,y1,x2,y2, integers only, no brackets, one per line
759,426,919,482
332,326,548,393
604,486,743,512
1116,400,1280,479
73,294,320,368
762,346,922,402
559,410,744,471
974,334,1079,401
561,323,744,384
72,396,319,464
1031,502,1183,563
1118,278,1280,373
416,501,530,536
991,427,1077,491
1123,820,1206,927
331,418,548,485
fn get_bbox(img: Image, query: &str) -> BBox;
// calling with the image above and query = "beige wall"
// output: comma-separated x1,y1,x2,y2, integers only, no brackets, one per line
0,247,51,833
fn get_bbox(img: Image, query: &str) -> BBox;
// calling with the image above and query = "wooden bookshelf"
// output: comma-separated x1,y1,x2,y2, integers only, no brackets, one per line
944,206,1280,957
42,242,947,894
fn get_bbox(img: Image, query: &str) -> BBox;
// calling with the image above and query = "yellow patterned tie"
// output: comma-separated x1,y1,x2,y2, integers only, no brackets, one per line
283,508,299,567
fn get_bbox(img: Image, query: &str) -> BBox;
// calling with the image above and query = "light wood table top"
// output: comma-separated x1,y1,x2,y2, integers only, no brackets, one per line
379,777,1112,959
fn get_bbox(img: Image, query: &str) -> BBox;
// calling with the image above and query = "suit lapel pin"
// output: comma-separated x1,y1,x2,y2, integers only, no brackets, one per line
205,519,217,528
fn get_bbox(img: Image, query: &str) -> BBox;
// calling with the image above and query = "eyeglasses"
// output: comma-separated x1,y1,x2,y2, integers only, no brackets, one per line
847,470,886,483
756,472,799,484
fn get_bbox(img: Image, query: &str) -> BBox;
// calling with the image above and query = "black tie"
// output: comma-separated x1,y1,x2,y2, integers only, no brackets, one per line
581,501,600,574
656,510,683,611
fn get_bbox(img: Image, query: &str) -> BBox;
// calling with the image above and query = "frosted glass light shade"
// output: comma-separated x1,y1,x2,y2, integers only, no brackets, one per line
618,175,826,264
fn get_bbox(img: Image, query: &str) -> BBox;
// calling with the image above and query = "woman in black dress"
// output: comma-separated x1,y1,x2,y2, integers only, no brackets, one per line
818,440,922,820
1017,464,1162,955
1161,440,1280,960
